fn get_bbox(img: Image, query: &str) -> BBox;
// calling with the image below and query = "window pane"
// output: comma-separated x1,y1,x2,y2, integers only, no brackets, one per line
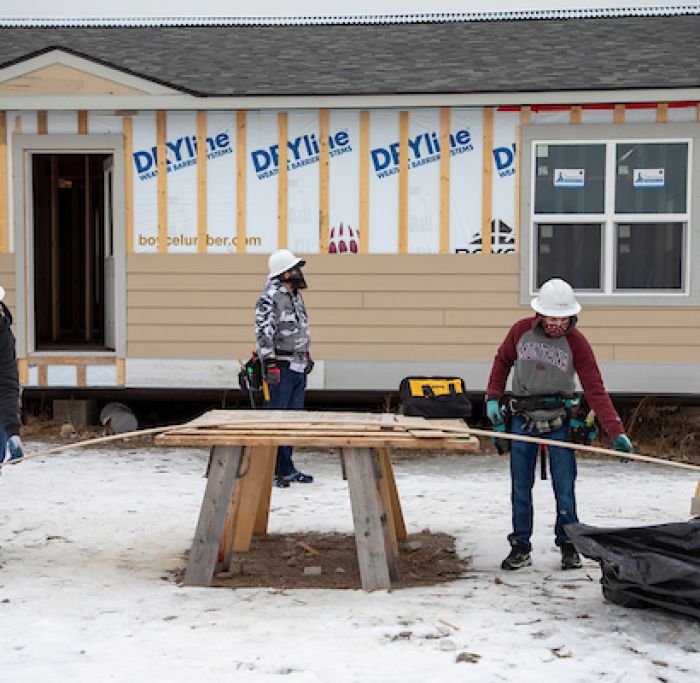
615,143,688,214
536,223,601,290
534,144,605,214
616,222,684,290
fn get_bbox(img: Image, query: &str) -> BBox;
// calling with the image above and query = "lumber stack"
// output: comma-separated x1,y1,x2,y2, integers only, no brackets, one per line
156,410,480,450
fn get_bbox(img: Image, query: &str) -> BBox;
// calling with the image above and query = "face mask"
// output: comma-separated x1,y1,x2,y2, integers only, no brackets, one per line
281,269,307,290
542,318,570,338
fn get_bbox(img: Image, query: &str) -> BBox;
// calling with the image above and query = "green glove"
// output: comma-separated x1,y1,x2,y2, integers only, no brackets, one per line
486,399,503,425
613,434,633,453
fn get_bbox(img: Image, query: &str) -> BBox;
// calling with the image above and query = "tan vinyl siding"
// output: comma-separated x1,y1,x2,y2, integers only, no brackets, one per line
127,254,700,363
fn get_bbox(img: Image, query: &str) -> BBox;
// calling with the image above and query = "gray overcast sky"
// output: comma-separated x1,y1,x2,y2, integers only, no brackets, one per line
1,1,699,18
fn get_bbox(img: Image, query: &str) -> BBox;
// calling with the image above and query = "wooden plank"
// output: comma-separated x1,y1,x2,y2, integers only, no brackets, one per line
183,445,243,586
514,105,531,255
196,111,207,253
481,107,494,254
17,359,28,385
116,358,125,385
398,111,409,254
0,111,7,253
236,110,247,253
570,106,582,124
439,106,450,253
277,112,288,249
37,110,47,134
78,110,88,134
254,446,276,535
156,111,167,253
38,364,47,387
375,449,401,576
26,354,117,365
123,117,134,254
359,110,369,253
230,446,272,553
76,364,87,388
656,103,668,123
343,447,392,590
614,104,625,124
319,108,329,252
377,448,407,540
217,476,240,571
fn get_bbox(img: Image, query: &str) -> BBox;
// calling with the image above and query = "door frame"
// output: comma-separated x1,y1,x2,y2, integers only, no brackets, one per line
13,134,126,358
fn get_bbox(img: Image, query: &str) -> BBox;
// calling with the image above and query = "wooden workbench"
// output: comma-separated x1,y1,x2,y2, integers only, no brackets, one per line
157,410,479,591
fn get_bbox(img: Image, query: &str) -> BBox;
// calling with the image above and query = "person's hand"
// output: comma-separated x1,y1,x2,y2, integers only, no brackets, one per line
263,360,281,385
486,399,503,425
613,434,633,463
304,354,315,375
7,435,24,462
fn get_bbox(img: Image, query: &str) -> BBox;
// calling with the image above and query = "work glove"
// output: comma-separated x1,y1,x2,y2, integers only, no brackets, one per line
613,434,633,463
263,359,281,386
7,435,24,462
304,354,315,375
486,399,503,426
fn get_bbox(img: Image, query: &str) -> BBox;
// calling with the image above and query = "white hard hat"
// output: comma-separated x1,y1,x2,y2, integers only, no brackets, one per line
0,286,4,302
531,278,581,317
267,249,305,278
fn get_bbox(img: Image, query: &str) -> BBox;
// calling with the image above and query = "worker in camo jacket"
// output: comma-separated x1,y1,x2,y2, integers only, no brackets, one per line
255,249,314,488
0,286,24,474
485,278,633,571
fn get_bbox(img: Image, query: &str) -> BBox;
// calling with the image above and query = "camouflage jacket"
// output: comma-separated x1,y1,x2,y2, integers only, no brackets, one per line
255,279,310,373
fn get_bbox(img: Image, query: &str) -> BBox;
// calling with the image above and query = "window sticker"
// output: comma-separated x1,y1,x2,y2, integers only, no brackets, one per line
553,168,585,188
633,168,665,188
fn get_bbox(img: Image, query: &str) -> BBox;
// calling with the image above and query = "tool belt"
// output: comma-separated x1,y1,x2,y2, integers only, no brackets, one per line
508,394,573,434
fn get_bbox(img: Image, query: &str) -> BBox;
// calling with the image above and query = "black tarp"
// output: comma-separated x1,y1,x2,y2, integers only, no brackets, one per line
565,520,700,619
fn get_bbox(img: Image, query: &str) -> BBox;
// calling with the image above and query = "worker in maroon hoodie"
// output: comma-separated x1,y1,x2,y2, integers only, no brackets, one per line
486,278,632,571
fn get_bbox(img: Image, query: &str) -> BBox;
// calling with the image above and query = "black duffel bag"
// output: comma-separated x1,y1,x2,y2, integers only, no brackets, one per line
398,376,472,419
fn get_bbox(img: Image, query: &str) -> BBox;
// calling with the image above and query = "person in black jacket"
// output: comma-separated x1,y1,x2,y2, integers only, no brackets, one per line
0,287,23,467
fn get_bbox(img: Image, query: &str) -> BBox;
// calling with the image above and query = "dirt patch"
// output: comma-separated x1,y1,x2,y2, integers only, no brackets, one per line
173,531,470,590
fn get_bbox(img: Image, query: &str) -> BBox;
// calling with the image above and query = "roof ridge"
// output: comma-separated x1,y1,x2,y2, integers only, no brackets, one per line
1,6,700,28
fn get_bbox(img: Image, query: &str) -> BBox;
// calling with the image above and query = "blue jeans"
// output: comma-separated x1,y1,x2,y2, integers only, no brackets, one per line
0,426,7,474
508,416,578,551
264,366,306,477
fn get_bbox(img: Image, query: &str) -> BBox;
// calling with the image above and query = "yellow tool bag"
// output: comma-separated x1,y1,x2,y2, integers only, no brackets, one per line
398,376,472,419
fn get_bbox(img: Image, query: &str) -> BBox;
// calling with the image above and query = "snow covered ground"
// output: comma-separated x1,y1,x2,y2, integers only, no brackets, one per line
1,445,698,682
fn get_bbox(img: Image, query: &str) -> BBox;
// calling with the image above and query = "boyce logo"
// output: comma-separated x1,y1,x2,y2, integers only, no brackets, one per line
252,130,352,179
493,143,516,178
370,129,473,178
133,131,232,180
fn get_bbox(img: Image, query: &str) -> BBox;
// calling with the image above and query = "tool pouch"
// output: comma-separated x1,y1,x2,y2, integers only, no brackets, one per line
398,376,472,419
238,353,263,392
568,414,598,445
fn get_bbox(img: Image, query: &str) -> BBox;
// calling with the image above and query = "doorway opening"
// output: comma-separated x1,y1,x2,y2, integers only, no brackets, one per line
32,153,115,351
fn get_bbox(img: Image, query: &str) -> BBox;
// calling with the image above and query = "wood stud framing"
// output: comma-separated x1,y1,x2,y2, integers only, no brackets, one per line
319,109,330,253
196,111,207,253
439,107,450,253
156,111,167,253
481,107,494,254
37,110,47,134
656,103,668,123
0,111,7,253
78,110,88,134
277,112,288,250
123,117,134,253
398,111,409,254
359,110,369,253
614,104,625,124
514,105,531,254
236,110,247,253
570,105,582,124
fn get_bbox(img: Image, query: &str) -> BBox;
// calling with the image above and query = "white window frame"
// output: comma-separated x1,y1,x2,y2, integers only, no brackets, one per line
520,123,700,307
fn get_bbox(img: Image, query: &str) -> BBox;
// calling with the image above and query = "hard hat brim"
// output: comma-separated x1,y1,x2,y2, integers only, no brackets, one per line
531,297,581,317
268,258,306,279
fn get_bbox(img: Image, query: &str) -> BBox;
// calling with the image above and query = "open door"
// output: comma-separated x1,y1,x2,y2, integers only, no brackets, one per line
103,157,116,351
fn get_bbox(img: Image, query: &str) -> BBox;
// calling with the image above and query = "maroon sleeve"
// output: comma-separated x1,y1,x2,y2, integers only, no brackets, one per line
568,330,625,439
486,318,531,399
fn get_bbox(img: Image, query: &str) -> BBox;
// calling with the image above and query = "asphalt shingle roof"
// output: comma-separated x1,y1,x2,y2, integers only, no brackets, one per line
1,16,699,97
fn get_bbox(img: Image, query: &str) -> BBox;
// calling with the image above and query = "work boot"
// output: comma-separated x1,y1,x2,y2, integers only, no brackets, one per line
561,542,582,570
501,541,532,570
288,470,313,484
273,475,290,488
